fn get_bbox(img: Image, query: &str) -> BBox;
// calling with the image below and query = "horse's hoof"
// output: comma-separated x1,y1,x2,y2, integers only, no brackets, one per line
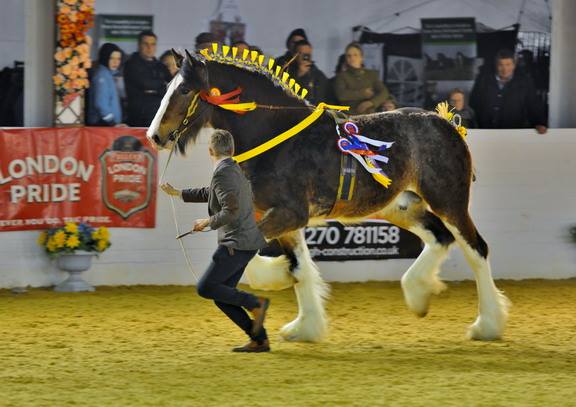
467,317,503,341
279,317,327,343
401,277,445,318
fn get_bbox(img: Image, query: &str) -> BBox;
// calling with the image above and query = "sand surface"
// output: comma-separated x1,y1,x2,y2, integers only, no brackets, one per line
1,280,575,406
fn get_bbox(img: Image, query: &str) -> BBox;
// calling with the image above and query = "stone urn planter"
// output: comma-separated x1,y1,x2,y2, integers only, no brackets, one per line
54,250,95,292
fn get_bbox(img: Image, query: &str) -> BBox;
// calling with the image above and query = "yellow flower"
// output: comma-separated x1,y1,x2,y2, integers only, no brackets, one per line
46,237,58,252
64,222,78,233
91,230,100,240
53,230,67,248
66,235,80,249
96,239,108,252
97,227,110,240
37,231,48,246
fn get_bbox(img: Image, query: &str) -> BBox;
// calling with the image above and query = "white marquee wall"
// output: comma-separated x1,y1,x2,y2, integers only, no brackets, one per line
0,0,553,80
1,128,575,289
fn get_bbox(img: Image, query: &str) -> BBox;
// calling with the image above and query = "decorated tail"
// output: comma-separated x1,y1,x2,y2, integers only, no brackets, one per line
435,101,467,139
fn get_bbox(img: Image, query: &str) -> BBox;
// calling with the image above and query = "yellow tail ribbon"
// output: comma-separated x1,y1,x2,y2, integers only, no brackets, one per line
435,101,467,140
233,103,350,163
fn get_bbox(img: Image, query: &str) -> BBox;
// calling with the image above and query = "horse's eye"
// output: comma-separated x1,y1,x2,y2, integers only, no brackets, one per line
180,87,191,95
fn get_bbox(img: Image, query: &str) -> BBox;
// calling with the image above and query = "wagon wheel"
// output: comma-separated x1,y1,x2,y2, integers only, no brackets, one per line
387,59,422,105
388,59,418,82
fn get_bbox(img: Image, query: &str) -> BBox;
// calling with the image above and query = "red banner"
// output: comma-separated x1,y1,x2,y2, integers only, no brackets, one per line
0,127,157,231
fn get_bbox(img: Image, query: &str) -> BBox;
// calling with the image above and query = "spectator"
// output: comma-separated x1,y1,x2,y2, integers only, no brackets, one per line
87,43,125,126
160,50,179,78
469,49,547,133
448,88,477,128
381,98,398,111
124,30,172,127
276,28,307,69
334,42,390,114
231,40,250,54
195,32,218,51
287,40,327,105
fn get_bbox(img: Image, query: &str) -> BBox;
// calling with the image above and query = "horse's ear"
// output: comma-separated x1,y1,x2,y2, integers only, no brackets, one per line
183,49,208,88
171,48,184,68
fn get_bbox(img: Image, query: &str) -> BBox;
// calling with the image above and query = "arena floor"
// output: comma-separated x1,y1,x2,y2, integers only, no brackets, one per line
1,279,575,406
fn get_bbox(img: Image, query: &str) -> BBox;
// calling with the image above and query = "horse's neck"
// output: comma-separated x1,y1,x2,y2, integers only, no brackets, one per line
210,96,310,152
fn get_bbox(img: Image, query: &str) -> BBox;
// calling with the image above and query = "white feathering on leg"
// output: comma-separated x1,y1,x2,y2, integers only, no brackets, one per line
244,254,295,291
280,231,330,342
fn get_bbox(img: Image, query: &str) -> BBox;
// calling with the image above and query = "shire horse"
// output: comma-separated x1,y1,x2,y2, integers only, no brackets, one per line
147,47,509,342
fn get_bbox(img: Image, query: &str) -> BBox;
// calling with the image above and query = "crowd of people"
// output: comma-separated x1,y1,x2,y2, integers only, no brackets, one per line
86,28,547,133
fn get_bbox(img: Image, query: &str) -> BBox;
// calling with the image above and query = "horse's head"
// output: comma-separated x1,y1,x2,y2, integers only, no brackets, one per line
146,49,210,153
148,45,314,155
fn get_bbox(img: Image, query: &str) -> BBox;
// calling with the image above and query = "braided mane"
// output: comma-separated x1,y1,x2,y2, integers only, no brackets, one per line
197,43,309,101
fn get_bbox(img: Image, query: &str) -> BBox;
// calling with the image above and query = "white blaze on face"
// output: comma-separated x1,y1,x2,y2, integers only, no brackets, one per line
146,73,184,142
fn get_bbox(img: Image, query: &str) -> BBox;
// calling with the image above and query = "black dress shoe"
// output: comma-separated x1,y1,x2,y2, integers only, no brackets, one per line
251,297,270,336
232,339,270,353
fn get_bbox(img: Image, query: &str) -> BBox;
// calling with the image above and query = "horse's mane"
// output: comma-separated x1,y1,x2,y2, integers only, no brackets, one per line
197,43,310,102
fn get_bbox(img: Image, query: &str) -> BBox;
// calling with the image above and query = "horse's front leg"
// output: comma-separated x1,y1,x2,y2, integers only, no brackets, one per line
244,207,329,342
276,229,329,342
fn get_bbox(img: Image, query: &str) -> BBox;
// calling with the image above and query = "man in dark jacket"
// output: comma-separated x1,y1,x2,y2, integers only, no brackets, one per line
124,30,172,127
469,49,547,133
288,40,328,105
276,28,307,70
160,130,271,353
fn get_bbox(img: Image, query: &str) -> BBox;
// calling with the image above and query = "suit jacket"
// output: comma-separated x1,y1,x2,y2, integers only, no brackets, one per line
469,72,547,129
181,158,267,250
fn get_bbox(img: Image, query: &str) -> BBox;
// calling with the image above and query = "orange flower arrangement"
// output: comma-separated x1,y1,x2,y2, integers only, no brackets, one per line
53,0,95,107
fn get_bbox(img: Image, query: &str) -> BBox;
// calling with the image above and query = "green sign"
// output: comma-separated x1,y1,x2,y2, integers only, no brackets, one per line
97,15,153,42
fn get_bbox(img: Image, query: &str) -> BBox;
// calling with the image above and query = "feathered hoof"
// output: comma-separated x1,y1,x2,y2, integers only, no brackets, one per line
401,275,446,318
467,316,504,341
279,316,328,343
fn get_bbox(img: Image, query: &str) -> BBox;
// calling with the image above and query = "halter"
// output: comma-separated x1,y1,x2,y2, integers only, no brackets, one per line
168,92,201,143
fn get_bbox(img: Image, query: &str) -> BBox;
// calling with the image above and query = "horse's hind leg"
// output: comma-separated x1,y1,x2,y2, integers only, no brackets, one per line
276,229,330,342
380,194,455,317
442,215,510,340
401,212,455,317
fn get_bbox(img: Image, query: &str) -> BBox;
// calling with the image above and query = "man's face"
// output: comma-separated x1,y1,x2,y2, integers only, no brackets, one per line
288,35,305,53
449,92,465,111
139,35,157,60
496,58,515,80
296,45,313,66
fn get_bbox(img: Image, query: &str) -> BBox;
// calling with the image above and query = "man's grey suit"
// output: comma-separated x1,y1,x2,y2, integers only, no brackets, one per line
181,157,268,343
182,158,267,250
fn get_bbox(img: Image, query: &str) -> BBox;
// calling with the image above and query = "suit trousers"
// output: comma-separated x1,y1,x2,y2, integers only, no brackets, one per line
197,245,267,343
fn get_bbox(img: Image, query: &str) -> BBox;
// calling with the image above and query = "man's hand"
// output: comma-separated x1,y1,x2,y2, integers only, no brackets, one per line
193,218,210,232
160,182,181,197
357,100,374,114
535,125,547,134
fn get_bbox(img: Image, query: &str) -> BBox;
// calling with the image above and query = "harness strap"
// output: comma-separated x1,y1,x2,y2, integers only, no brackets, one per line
233,102,349,163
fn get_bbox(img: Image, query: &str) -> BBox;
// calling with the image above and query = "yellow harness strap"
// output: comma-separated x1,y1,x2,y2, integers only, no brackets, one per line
233,103,349,163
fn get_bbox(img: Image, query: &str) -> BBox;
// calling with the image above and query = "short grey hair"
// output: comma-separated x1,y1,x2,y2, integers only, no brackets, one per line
209,129,235,157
